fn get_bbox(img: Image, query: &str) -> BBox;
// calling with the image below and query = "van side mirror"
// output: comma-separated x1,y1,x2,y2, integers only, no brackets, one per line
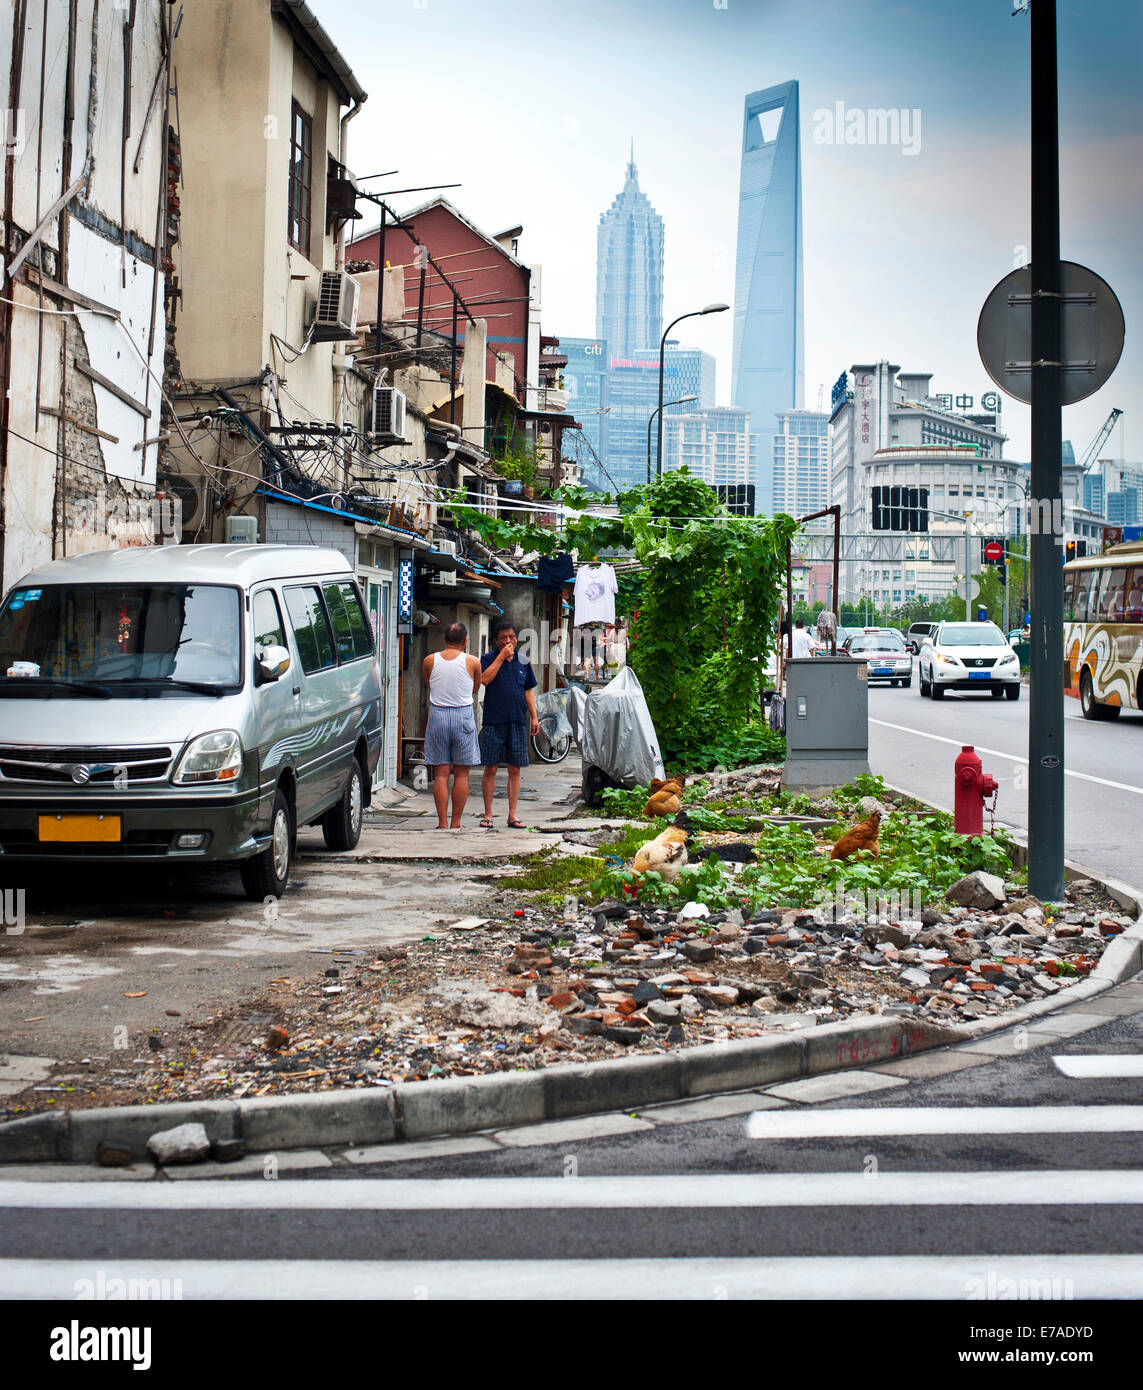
256,644,291,684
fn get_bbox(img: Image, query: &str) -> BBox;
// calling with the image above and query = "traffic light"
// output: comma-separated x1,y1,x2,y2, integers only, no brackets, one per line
872,485,929,532
1064,541,1076,563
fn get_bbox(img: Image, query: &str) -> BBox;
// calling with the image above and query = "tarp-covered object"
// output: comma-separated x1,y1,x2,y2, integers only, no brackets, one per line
578,666,665,787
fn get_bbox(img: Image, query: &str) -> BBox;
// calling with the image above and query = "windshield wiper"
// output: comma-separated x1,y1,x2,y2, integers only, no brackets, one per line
114,676,229,696
0,677,111,698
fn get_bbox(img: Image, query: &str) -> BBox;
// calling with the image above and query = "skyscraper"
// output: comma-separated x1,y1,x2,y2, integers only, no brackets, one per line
596,147,664,359
731,81,804,515
773,408,829,519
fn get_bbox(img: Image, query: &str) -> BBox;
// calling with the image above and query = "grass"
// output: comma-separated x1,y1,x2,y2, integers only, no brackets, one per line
506,852,608,900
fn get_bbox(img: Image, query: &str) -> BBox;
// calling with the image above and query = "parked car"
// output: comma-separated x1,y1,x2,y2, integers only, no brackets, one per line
840,629,913,687
0,545,382,898
917,620,1021,700
905,621,939,653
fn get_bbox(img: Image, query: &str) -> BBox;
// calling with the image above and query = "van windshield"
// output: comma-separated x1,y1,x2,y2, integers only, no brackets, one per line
0,584,242,691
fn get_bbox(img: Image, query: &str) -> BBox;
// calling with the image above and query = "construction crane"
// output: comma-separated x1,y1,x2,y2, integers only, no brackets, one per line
1079,407,1123,473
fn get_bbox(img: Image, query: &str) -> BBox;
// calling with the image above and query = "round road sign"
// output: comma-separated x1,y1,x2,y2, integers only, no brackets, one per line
984,541,1004,562
977,261,1124,406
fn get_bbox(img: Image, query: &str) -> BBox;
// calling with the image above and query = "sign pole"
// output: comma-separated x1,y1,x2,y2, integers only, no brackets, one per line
1028,0,1065,900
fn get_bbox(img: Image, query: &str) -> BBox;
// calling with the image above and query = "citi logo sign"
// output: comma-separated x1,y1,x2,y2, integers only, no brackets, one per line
582,344,602,356
813,102,922,157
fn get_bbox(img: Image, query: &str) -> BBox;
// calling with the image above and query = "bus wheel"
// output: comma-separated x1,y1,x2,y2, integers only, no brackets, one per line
1080,669,1118,721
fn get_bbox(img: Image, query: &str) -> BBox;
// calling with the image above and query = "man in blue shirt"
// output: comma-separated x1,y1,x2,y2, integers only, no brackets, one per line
478,619,539,829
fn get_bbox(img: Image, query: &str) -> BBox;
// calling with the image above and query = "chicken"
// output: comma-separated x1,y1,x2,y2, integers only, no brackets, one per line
643,775,685,819
829,811,881,861
632,825,690,885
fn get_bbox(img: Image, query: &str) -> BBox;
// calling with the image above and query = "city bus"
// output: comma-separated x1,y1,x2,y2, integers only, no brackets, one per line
1063,539,1143,720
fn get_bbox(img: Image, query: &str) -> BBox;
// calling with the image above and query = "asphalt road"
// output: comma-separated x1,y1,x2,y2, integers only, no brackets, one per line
866,663,1143,884
2,985,1141,1299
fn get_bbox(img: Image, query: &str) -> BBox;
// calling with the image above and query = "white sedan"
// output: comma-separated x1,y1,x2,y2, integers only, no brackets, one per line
918,621,1021,700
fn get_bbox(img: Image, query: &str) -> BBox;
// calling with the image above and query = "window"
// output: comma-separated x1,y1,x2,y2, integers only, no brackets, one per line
288,101,312,254
253,589,285,652
1125,568,1143,623
322,581,374,662
284,585,336,674
1063,572,1078,623
1072,569,1095,623
1099,567,1128,622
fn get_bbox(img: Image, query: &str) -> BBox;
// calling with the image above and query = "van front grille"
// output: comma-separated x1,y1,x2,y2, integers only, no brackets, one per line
0,745,174,785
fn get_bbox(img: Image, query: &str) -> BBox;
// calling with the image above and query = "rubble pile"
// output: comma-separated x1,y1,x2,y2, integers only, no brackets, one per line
6,871,1125,1117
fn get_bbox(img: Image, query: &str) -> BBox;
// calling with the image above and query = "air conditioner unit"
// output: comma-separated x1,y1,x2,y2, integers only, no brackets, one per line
311,270,360,342
372,385,407,443
158,472,208,535
436,569,457,587
436,540,458,558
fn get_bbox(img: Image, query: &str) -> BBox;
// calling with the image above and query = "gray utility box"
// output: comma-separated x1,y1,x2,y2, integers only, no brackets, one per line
781,657,870,793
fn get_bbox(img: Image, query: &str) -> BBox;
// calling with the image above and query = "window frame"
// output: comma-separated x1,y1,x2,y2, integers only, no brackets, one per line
288,100,313,257
321,580,375,664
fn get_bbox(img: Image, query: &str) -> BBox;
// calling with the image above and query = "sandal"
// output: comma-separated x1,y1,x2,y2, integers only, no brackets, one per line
479,817,496,829
506,818,529,829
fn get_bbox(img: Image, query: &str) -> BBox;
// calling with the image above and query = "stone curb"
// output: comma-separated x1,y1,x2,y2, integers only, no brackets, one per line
0,1015,964,1165
2,789,1139,1166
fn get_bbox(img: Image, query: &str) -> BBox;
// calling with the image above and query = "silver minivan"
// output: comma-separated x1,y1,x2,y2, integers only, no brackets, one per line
0,545,382,898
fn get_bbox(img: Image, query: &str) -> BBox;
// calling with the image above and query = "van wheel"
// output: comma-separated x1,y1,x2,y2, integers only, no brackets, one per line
241,789,292,901
322,761,364,851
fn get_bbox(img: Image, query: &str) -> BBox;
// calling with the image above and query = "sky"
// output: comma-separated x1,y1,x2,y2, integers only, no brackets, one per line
322,0,1142,467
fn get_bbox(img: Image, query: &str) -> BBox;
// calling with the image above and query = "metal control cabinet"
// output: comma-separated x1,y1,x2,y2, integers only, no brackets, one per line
781,657,870,792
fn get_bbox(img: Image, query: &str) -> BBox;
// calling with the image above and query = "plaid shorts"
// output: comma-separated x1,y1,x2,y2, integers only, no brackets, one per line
424,704,480,767
479,720,530,768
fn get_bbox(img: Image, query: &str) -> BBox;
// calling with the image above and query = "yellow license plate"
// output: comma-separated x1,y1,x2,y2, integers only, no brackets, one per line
38,814,122,843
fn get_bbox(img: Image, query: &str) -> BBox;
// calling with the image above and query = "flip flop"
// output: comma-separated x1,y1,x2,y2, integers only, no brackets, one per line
479,817,496,829
506,818,529,829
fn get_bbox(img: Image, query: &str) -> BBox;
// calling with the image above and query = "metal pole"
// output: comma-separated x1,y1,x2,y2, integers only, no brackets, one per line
964,513,970,619
832,504,841,655
646,406,657,485
415,261,426,349
1028,0,1065,900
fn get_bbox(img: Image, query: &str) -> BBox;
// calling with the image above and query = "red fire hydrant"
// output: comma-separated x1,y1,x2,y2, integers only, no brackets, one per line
954,745,998,837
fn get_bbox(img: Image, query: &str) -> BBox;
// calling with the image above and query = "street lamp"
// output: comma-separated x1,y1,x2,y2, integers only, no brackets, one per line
646,394,698,484
656,303,729,478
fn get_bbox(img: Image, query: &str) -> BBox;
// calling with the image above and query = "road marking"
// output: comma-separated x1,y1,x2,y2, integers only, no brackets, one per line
1053,1056,1143,1078
5,1169,1143,1210
747,1105,1143,1140
869,718,1143,796
2,1255,1141,1300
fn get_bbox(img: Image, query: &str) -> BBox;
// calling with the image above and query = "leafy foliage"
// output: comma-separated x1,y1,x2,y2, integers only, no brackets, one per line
449,469,797,768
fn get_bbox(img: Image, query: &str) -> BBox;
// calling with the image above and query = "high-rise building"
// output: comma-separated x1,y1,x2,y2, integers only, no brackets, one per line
773,409,829,519
663,408,751,490
731,81,804,515
558,336,611,489
604,342,715,490
596,148,664,360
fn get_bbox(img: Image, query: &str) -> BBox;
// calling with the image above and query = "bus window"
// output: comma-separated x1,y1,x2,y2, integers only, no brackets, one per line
1063,571,1077,622
1126,568,1143,624
1098,567,1127,622
1073,569,1094,622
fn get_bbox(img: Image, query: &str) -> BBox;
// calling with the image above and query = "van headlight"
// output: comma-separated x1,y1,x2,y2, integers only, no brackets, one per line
172,730,243,785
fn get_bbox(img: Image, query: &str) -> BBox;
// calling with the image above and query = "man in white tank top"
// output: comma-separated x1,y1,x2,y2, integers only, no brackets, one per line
421,622,482,828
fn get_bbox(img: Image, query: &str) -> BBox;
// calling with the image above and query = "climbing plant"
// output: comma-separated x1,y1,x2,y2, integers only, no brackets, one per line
446,469,799,768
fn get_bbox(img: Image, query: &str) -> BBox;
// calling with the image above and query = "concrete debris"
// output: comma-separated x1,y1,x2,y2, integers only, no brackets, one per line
146,1122,211,1166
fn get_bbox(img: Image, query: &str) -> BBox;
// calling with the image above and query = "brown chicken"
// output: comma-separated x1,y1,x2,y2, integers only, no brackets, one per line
829,811,881,861
643,775,685,819
632,825,690,885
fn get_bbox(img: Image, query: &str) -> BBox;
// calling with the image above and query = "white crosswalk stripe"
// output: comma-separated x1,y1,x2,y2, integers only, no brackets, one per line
3,1255,1143,1301
1053,1056,1143,1078
747,1104,1143,1139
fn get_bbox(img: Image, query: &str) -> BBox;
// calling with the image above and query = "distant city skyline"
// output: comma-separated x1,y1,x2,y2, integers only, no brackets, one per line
324,0,1143,471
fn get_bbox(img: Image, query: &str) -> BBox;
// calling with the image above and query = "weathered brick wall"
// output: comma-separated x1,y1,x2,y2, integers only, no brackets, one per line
263,501,358,566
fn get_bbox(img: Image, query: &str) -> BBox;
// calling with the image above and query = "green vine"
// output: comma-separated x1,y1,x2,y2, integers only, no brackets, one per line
449,469,799,767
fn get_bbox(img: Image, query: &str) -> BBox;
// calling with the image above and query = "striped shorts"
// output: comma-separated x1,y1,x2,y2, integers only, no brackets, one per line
424,704,480,767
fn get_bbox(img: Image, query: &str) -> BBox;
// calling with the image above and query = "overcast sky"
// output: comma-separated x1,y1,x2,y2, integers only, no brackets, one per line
325,0,1141,466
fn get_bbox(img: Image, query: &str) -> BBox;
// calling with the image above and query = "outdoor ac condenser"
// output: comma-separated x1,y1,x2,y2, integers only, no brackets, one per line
311,270,360,342
372,385,407,443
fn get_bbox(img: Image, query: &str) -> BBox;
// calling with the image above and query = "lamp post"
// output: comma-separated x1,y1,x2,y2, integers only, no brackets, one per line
646,394,698,484
656,303,728,478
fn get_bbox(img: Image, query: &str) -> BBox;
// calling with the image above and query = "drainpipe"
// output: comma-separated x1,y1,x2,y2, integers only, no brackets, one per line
332,95,365,424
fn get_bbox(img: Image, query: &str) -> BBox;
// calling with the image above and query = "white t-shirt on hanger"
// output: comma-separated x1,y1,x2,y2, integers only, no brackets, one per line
574,563,618,626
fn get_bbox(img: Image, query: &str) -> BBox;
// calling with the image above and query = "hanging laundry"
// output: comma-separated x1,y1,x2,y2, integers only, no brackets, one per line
536,551,575,594
573,561,618,626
